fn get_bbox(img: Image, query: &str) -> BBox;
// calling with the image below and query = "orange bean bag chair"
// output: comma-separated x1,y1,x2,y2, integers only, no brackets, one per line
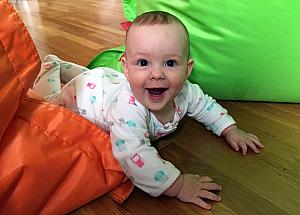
0,1,133,214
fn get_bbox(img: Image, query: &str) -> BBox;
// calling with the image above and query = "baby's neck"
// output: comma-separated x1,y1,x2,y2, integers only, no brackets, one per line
151,102,176,125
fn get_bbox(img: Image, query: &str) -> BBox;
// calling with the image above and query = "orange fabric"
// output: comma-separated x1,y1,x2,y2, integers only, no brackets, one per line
0,0,40,138
0,1,133,214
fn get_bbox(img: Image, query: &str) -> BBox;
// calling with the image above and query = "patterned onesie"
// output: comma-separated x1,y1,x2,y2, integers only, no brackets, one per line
33,55,236,197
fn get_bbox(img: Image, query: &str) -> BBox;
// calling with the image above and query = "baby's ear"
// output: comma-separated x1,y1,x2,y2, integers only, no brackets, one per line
186,58,194,78
121,54,129,79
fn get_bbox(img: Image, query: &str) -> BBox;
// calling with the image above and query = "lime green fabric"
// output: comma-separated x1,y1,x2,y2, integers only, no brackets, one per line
89,1,300,102
123,0,136,21
120,0,300,102
88,46,125,72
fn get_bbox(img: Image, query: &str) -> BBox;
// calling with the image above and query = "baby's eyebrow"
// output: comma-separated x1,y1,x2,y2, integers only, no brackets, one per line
129,52,184,60
164,54,183,59
169,54,182,58
130,51,149,56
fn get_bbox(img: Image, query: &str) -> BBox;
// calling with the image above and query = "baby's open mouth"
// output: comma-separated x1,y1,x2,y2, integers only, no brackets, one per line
146,88,168,96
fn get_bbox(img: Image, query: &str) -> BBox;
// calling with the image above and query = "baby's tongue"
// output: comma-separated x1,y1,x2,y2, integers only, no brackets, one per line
147,88,167,95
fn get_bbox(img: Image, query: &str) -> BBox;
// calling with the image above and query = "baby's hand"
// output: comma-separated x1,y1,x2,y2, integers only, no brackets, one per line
222,125,264,155
176,174,222,210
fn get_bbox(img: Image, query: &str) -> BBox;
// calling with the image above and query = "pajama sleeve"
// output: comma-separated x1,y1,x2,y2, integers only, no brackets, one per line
184,82,236,136
106,92,180,197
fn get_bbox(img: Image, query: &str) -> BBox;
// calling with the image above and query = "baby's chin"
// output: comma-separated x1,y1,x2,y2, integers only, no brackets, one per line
144,98,174,114
144,102,166,112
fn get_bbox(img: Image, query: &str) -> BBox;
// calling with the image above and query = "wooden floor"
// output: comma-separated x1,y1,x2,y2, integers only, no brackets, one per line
13,0,300,214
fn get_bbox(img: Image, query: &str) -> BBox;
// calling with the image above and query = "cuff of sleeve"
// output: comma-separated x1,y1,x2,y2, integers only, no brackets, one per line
214,115,236,136
151,168,181,197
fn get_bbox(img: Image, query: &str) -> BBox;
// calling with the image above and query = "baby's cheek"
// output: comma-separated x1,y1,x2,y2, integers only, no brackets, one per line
171,81,185,95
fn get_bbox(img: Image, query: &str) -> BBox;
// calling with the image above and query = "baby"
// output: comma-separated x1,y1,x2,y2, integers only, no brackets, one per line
33,11,263,210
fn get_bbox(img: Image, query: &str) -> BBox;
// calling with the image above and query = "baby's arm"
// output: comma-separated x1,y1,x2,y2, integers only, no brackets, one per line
164,174,221,210
107,92,181,197
108,90,221,209
222,125,264,155
184,81,263,155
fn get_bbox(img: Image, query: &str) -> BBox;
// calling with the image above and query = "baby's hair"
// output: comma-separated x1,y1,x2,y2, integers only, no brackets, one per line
132,11,186,27
126,11,190,57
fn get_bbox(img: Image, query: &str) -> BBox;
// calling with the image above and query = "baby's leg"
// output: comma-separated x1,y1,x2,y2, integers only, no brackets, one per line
33,54,89,100
34,59,105,128
64,71,104,127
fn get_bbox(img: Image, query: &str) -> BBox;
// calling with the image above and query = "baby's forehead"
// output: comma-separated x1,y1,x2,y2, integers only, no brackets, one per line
128,23,186,36
126,23,190,56
126,24,188,47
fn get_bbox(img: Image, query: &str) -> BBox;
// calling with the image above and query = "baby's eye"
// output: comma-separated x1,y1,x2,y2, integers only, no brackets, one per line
165,60,176,67
137,59,149,67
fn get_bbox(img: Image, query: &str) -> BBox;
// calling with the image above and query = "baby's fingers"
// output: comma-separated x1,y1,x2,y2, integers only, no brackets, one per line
192,190,221,210
248,134,264,148
198,176,213,183
246,140,261,154
229,141,239,152
238,142,248,155
200,182,222,191
198,190,221,202
193,197,212,210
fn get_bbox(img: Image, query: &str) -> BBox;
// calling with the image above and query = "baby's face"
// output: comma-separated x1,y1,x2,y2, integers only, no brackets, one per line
122,23,193,114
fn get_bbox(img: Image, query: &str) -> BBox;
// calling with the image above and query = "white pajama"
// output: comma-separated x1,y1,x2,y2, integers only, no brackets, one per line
33,55,236,197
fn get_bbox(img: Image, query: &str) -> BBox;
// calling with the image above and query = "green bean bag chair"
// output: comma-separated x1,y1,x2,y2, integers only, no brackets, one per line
89,0,300,102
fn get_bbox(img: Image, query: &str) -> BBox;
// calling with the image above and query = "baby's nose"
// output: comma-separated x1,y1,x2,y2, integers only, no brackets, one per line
150,67,165,79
